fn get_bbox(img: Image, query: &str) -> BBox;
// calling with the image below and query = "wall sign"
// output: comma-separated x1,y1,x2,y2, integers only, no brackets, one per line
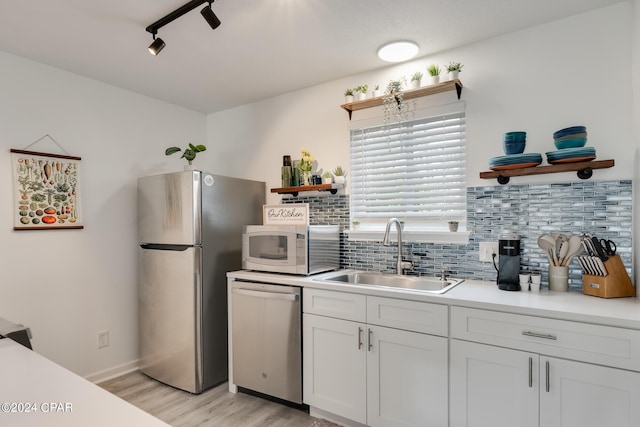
11,149,83,230
263,203,309,225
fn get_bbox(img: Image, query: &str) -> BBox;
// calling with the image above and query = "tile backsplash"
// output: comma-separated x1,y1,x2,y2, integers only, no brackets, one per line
282,180,632,290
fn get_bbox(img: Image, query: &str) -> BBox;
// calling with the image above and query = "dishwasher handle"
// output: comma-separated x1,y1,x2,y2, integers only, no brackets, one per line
232,287,299,301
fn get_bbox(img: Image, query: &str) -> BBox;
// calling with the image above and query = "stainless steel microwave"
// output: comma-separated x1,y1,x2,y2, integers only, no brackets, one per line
242,225,340,275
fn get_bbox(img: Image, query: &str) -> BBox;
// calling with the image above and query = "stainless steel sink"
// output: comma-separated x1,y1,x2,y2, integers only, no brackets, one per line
316,271,463,294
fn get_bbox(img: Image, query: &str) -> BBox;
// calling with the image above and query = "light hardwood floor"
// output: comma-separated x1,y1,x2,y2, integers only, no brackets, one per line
99,371,334,427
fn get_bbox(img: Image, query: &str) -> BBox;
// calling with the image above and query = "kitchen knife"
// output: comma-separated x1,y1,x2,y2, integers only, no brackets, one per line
591,236,609,261
594,257,608,276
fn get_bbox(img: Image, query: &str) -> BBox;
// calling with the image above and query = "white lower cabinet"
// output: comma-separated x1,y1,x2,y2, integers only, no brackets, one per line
303,289,448,427
450,306,640,427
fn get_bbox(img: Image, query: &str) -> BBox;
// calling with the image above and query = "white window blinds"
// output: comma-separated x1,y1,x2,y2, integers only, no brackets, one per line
350,103,466,228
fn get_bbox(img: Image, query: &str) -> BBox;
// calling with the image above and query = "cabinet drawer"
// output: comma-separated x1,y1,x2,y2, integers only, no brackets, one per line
303,288,366,322
367,296,448,336
451,306,640,371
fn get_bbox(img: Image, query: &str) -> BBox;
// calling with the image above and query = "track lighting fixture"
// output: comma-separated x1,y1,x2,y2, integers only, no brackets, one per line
201,2,221,30
148,35,166,56
145,0,221,55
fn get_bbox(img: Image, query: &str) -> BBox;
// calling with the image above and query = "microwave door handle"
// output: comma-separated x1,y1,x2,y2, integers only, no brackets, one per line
232,288,299,301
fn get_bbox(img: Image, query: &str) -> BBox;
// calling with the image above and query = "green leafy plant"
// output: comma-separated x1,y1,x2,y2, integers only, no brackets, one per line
165,144,207,165
322,172,332,178
344,88,354,96
427,64,441,76
355,84,369,94
446,62,464,72
411,71,423,81
333,166,347,176
374,84,380,90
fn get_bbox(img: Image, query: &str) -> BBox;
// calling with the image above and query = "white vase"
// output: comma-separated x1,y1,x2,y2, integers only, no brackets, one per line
334,176,346,185
344,95,354,103
430,75,440,85
410,80,421,89
449,70,459,80
184,164,197,171
322,177,333,185
372,89,382,98
355,92,366,101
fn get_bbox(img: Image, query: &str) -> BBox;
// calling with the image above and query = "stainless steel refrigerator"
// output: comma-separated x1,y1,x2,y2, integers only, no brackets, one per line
137,170,265,394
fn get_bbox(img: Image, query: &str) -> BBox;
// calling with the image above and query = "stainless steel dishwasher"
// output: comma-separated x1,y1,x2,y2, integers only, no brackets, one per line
231,280,302,404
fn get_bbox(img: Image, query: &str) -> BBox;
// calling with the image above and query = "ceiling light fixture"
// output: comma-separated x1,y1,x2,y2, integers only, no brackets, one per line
148,35,166,56
145,0,221,55
201,2,221,30
377,41,419,63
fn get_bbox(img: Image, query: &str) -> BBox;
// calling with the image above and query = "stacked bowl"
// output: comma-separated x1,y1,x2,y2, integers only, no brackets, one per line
546,126,596,164
489,131,542,170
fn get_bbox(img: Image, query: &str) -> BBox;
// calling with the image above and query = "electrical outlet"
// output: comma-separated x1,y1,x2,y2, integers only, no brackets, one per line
97,330,109,349
479,242,499,262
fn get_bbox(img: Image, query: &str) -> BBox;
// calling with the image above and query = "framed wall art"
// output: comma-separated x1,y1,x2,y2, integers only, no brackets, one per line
11,148,83,230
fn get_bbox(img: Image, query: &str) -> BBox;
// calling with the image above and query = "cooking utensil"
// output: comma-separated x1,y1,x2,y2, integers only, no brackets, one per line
558,241,569,266
538,235,558,265
591,236,609,261
599,239,617,255
562,235,584,266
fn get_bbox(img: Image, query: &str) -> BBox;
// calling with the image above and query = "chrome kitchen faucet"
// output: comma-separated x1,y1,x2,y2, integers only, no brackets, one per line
382,218,414,275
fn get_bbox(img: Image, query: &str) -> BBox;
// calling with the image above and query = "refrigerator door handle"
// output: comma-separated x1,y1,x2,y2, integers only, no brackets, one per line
231,288,299,301
140,244,193,251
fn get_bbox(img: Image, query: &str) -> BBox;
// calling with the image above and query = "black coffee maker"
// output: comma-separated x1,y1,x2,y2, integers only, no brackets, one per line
495,232,521,291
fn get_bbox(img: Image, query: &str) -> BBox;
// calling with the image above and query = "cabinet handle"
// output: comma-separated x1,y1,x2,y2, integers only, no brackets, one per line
522,331,557,340
545,360,550,392
528,357,533,388
358,327,363,350
368,328,373,351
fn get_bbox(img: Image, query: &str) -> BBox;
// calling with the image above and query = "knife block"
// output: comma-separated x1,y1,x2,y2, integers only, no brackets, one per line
582,255,635,298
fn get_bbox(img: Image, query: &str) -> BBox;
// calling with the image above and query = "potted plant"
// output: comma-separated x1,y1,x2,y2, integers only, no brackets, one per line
299,147,314,185
333,166,347,184
322,172,333,184
446,62,463,80
372,84,382,98
352,220,361,230
427,64,442,85
344,88,354,103
165,143,207,168
410,71,423,89
354,84,368,101
448,220,459,232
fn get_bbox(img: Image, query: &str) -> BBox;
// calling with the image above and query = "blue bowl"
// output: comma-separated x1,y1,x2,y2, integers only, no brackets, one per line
553,126,586,139
504,140,526,155
504,131,526,142
554,137,587,150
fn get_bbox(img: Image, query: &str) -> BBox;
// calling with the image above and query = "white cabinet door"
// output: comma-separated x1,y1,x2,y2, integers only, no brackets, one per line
450,339,539,427
367,325,448,427
302,313,367,423
540,356,640,427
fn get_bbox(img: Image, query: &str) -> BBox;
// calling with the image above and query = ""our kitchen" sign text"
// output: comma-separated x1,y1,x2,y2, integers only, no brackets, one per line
263,203,309,225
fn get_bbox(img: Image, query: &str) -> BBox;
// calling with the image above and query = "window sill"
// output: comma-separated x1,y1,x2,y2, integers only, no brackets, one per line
345,229,471,245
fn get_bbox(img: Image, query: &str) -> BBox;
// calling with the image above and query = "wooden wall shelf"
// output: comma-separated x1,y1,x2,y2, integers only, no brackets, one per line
271,183,344,196
340,79,463,120
479,159,614,184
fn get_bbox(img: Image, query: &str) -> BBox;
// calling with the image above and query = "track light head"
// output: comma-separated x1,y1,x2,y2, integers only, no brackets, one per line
201,3,221,30
148,35,166,56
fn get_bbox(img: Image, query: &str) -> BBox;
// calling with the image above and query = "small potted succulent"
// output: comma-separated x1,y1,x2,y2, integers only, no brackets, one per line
322,172,333,184
410,71,423,89
448,220,459,232
333,166,347,184
165,143,207,168
372,84,382,98
354,84,369,101
446,62,463,80
344,88,354,103
352,220,361,230
427,64,442,85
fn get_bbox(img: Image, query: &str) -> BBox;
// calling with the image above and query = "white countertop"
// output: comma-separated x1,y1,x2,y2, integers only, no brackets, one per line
228,269,640,329
0,339,169,427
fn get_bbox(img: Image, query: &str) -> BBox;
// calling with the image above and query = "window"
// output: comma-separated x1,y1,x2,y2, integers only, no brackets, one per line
349,102,466,233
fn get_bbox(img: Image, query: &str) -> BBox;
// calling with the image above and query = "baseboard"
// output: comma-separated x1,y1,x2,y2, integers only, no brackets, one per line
86,359,139,384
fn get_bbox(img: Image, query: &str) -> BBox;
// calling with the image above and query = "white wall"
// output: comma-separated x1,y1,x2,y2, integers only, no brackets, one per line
633,0,640,285
208,3,633,203
0,51,207,379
